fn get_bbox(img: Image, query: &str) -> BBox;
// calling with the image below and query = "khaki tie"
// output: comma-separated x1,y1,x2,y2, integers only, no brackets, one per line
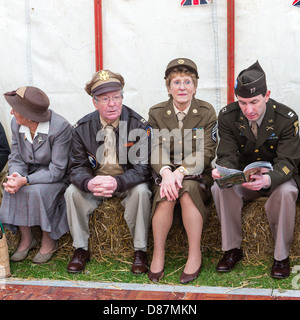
104,124,115,162
177,112,186,129
251,121,258,139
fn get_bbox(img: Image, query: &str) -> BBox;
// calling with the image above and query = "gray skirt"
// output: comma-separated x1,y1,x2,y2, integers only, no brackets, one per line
0,182,69,240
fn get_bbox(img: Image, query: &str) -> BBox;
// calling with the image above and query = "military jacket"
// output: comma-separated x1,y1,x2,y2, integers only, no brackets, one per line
148,97,217,176
216,98,300,192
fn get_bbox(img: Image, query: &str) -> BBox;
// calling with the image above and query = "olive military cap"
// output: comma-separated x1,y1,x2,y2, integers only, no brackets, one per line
234,61,267,98
85,70,125,96
165,58,199,79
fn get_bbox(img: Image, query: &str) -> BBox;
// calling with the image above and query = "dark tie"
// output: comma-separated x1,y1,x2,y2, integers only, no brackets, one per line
177,112,186,129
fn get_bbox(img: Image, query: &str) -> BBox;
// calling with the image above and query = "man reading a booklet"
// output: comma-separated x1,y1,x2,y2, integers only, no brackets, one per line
211,61,300,279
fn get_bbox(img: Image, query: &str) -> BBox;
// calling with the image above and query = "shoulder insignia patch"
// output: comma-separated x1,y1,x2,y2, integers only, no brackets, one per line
211,123,218,142
294,120,299,136
87,152,98,169
146,125,153,138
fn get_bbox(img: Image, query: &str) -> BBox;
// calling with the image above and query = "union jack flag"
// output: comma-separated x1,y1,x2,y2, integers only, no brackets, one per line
181,0,210,6
293,0,300,7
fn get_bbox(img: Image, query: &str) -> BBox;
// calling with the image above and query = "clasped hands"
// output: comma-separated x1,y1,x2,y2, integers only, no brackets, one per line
212,168,270,191
3,172,27,194
87,175,117,197
159,168,184,201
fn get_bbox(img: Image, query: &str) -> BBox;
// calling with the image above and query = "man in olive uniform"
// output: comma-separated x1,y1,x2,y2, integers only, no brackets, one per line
212,61,300,279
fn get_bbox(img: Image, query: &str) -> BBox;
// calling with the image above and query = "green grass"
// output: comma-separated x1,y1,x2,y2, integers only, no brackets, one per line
8,249,300,291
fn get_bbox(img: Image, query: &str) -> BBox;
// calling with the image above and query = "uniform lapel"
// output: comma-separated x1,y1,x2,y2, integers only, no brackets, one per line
234,110,256,144
256,102,276,148
182,98,203,137
20,132,34,154
161,99,182,140
32,133,47,152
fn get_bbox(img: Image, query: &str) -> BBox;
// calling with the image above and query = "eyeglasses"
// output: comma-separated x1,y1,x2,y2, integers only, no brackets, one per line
171,80,193,88
94,95,123,105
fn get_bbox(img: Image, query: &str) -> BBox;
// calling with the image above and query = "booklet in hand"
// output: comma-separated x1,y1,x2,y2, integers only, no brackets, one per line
215,161,273,189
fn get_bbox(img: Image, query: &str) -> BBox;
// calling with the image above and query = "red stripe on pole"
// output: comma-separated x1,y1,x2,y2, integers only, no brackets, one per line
227,0,235,104
94,0,103,71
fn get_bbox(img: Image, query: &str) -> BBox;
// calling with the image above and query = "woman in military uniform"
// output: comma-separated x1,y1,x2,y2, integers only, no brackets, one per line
147,58,217,284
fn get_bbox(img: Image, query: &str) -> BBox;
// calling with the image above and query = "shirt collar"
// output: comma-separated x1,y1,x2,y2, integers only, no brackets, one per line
100,116,120,129
173,103,191,115
19,121,50,144
248,110,266,127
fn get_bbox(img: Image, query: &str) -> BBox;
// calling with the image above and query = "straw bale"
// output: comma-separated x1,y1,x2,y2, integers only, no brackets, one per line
4,195,300,264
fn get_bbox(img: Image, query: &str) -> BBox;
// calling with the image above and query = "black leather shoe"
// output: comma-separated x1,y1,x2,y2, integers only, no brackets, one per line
131,250,148,274
216,248,243,272
271,257,290,279
67,248,90,273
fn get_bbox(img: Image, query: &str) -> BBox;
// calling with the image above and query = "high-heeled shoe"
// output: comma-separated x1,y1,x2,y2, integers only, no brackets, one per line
148,268,164,283
11,237,37,262
180,261,202,284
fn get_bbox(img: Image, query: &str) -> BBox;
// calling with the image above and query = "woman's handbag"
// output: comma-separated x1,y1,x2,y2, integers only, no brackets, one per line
0,221,11,278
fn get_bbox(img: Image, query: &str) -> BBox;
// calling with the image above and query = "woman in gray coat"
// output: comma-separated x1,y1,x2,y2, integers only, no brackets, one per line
0,86,71,264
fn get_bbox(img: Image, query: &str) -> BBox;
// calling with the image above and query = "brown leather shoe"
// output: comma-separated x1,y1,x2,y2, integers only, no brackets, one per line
180,261,202,284
67,248,90,273
216,248,243,272
271,257,290,279
131,250,148,274
148,268,164,282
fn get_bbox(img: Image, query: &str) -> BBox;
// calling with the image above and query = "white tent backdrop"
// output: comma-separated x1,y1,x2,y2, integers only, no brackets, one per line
0,0,299,141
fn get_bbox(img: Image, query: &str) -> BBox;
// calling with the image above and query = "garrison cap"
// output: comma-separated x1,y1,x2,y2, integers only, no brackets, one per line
234,61,267,98
85,70,125,96
164,58,199,79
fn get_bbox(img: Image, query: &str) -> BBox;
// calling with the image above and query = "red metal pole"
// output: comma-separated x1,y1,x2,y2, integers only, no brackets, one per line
227,0,235,104
94,0,103,71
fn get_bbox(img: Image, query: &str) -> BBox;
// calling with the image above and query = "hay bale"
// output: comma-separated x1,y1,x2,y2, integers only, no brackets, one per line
4,195,300,264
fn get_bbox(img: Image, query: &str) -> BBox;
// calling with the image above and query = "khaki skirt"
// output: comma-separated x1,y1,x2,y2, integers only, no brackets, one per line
151,179,212,226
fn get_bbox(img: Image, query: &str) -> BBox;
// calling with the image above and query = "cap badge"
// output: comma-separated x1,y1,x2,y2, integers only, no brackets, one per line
178,59,185,65
250,87,256,94
99,71,109,81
